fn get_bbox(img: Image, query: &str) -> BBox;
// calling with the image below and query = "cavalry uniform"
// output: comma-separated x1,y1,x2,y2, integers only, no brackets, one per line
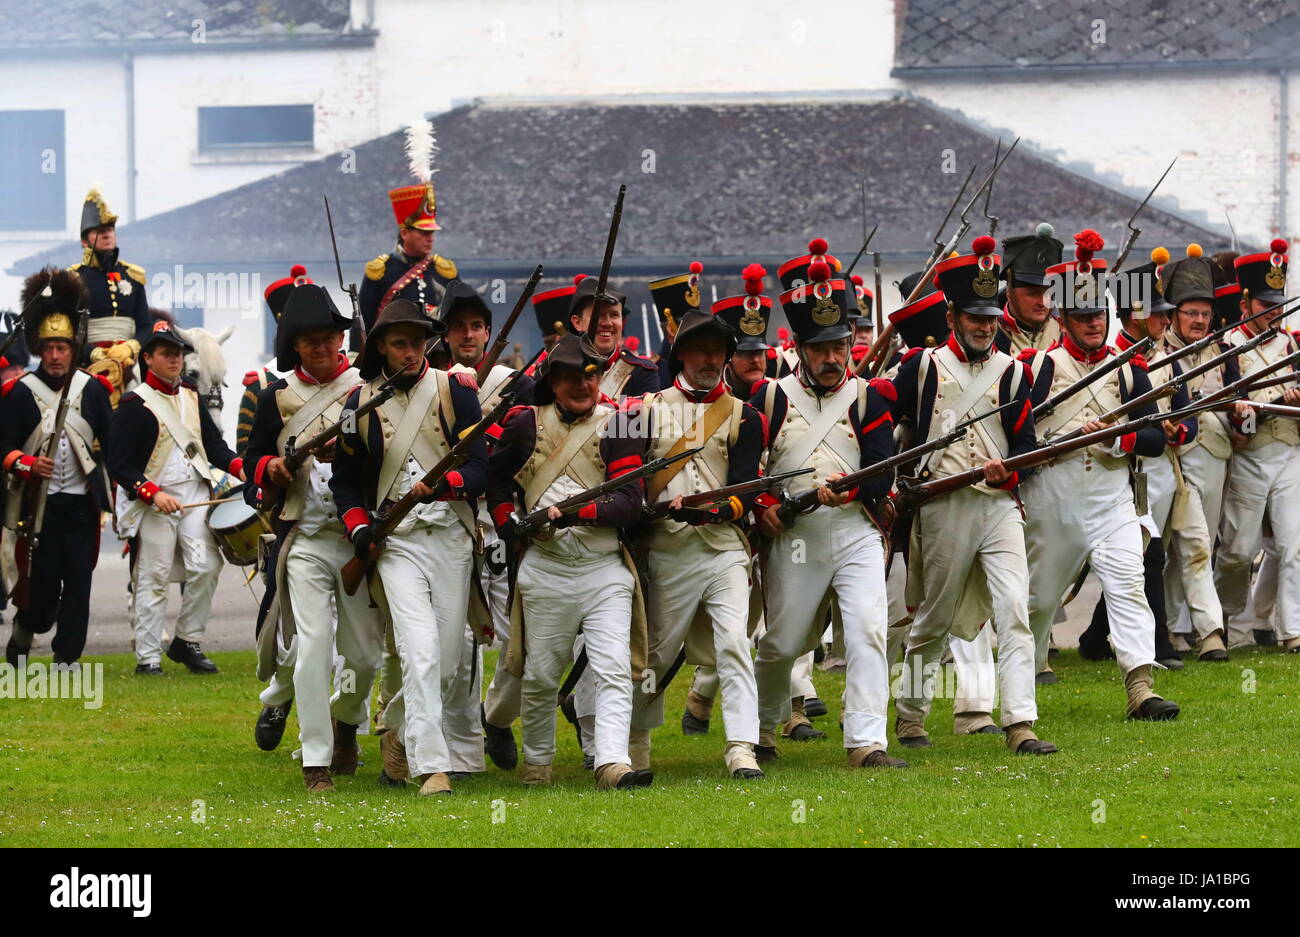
68,189,149,406
1215,244,1300,651
627,308,767,779
1,271,112,666
244,285,381,790
1020,234,1178,719
994,224,1064,356
108,322,243,674
331,301,487,794
890,240,1050,754
752,246,902,768
486,334,651,790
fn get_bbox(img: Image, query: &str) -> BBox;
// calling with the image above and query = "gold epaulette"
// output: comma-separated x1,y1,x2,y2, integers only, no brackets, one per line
366,254,390,281
122,262,146,284
433,254,457,279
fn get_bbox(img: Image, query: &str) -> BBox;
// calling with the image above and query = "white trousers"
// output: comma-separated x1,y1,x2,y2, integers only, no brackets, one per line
481,527,523,727
1149,457,1224,641
632,539,757,743
757,507,888,750
896,490,1036,728
790,651,816,699
1169,446,1229,637
1227,538,1279,643
950,629,996,714
1217,442,1300,641
377,523,473,777
441,623,484,772
518,548,633,768
286,528,384,768
1022,460,1155,675
132,477,221,665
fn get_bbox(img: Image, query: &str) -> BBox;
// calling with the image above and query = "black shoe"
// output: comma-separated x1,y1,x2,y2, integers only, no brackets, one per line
255,700,292,751
973,724,1001,735
1157,656,1186,670
1016,738,1059,755
754,744,779,764
1254,629,1278,647
134,663,164,676
1047,646,1059,659
732,767,765,780
1035,670,1059,686
482,705,518,770
680,709,710,735
5,638,31,668
583,754,595,771
616,768,653,790
377,770,404,788
804,696,829,718
448,771,472,781
1129,697,1180,721
166,637,218,674
786,722,826,742
898,735,932,749
1077,636,1116,661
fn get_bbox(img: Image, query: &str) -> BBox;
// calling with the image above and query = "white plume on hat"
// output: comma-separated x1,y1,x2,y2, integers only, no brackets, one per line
404,119,439,183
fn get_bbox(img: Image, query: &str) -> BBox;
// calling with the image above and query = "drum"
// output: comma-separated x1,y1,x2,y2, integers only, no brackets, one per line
207,499,271,567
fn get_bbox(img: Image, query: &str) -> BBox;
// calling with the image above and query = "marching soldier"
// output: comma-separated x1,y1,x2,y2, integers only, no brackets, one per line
69,189,150,405
330,299,487,796
995,223,1063,355
109,321,245,675
243,284,382,793
1215,240,1300,652
1,270,112,667
237,264,311,453
1020,230,1179,719
569,275,659,400
486,333,654,790
890,236,1054,754
750,243,906,769
626,301,768,780
358,123,457,333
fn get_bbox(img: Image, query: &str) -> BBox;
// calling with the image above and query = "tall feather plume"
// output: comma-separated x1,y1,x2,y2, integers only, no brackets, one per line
404,120,438,183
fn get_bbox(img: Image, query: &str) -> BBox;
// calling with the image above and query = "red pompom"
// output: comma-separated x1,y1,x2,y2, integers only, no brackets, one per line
808,237,828,256
742,263,766,295
851,274,864,286
744,280,763,297
624,336,639,351
290,264,307,278
573,274,588,286
777,327,790,341
689,261,704,274
1074,228,1104,252
1271,238,1289,254
808,259,831,283
972,235,996,255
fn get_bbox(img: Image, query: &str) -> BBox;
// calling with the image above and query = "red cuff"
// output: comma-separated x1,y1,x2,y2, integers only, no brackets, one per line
437,470,465,500
342,507,370,536
841,485,860,501
136,480,160,504
0,356,7,370
253,455,274,488
754,491,779,511
485,422,503,441
491,502,513,529
228,457,244,479
607,455,642,478
577,502,598,521
4,450,33,476
1119,432,1136,454
989,470,1020,490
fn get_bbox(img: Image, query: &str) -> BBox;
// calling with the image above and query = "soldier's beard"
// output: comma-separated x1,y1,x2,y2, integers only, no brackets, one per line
955,327,993,362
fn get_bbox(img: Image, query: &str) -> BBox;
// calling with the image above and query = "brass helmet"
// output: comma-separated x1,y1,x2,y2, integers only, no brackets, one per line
21,267,87,348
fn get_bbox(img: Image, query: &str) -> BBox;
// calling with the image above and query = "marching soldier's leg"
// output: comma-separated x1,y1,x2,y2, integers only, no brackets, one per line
580,554,642,790
1216,453,1269,642
1024,507,1089,681
633,551,705,766
950,628,997,735
256,638,296,751
703,560,761,774
287,533,344,783
481,529,522,765
169,488,222,674
783,650,825,741
441,625,485,775
328,537,384,775
132,508,181,671
48,495,98,664
12,509,68,658
1165,494,1227,659
377,620,401,726
1265,471,1300,649
885,555,910,668
517,551,582,783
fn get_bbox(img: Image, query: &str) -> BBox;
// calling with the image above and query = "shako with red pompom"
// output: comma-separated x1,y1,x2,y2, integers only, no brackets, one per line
932,233,1003,317
777,236,842,290
263,262,314,320
649,260,707,340
712,262,775,352
1233,236,1289,304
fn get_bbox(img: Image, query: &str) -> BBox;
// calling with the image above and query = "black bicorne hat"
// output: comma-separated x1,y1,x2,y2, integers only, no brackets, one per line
138,319,195,355
667,308,737,376
532,282,578,340
264,264,312,321
276,283,352,371
533,333,608,405
567,274,628,329
649,261,705,340
437,278,494,328
359,298,444,379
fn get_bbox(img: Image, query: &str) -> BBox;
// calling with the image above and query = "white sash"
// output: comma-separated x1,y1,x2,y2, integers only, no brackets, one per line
919,349,1010,470
274,369,359,454
134,382,220,486
22,372,97,476
768,374,861,477
375,369,443,504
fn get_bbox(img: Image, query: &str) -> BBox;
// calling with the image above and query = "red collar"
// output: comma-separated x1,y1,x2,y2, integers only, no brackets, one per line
673,376,727,403
144,370,180,395
296,354,350,385
999,309,1021,334
1114,330,1139,351
1059,333,1111,364
1237,321,1259,339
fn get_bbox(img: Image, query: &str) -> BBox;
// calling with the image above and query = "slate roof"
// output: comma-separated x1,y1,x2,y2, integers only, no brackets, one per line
894,0,1300,74
0,0,354,47
13,95,1226,282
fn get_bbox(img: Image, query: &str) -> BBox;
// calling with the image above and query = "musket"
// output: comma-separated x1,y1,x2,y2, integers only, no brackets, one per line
477,264,543,383
1110,157,1177,274
340,356,539,595
905,395,1231,505
1231,371,1300,398
11,310,88,609
843,224,879,281
323,195,360,323
1234,401,1300,419
1148,295,1298,372
1198,350,1300,406
773,396,1021,525
1032,337,1153,419
584,185,627,349
872,251,885,335
1225,209,1239,253
859,139,1021,376
643,467,814,521
982,138,1003,236
510,446,703,537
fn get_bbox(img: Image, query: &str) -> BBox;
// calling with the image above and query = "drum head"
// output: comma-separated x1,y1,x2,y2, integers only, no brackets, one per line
209,498,256,530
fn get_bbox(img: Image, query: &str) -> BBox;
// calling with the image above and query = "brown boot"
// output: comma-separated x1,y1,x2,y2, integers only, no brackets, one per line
595,762,653,790
380,728,409,783
1004,721,1058,755
1197,630,1230,662
782,698,826,741
1125,665,1180,720
303,766,334,793
331,719,360,775
847,746,908,768
521,763,553,786
418,772,452,796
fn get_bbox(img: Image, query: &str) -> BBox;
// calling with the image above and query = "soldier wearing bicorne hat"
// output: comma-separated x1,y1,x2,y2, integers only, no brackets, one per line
568,274,658,401
68,188,151,405
358,122,458,333
995,223,1063,355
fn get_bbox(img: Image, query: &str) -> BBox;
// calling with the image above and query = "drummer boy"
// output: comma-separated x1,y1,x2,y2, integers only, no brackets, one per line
108,321,245,675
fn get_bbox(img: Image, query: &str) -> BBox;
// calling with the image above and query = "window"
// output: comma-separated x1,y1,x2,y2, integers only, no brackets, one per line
198,105,313,151
0,110,65,230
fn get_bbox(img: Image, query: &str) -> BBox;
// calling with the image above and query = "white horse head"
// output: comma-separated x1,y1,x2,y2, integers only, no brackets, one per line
175,324,234,421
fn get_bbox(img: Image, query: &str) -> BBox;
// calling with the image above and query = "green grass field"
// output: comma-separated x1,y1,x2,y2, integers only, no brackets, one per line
2,646,1296,847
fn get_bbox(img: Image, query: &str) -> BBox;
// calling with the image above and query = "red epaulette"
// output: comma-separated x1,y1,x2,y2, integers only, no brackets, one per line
242,369,262,387
750,377,770,396
91,372,115,395
1,376,18,398
1130,354,1149,371
867,377,896,402
503,404,531,425
901,346,924,364
1016,348,1037,362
